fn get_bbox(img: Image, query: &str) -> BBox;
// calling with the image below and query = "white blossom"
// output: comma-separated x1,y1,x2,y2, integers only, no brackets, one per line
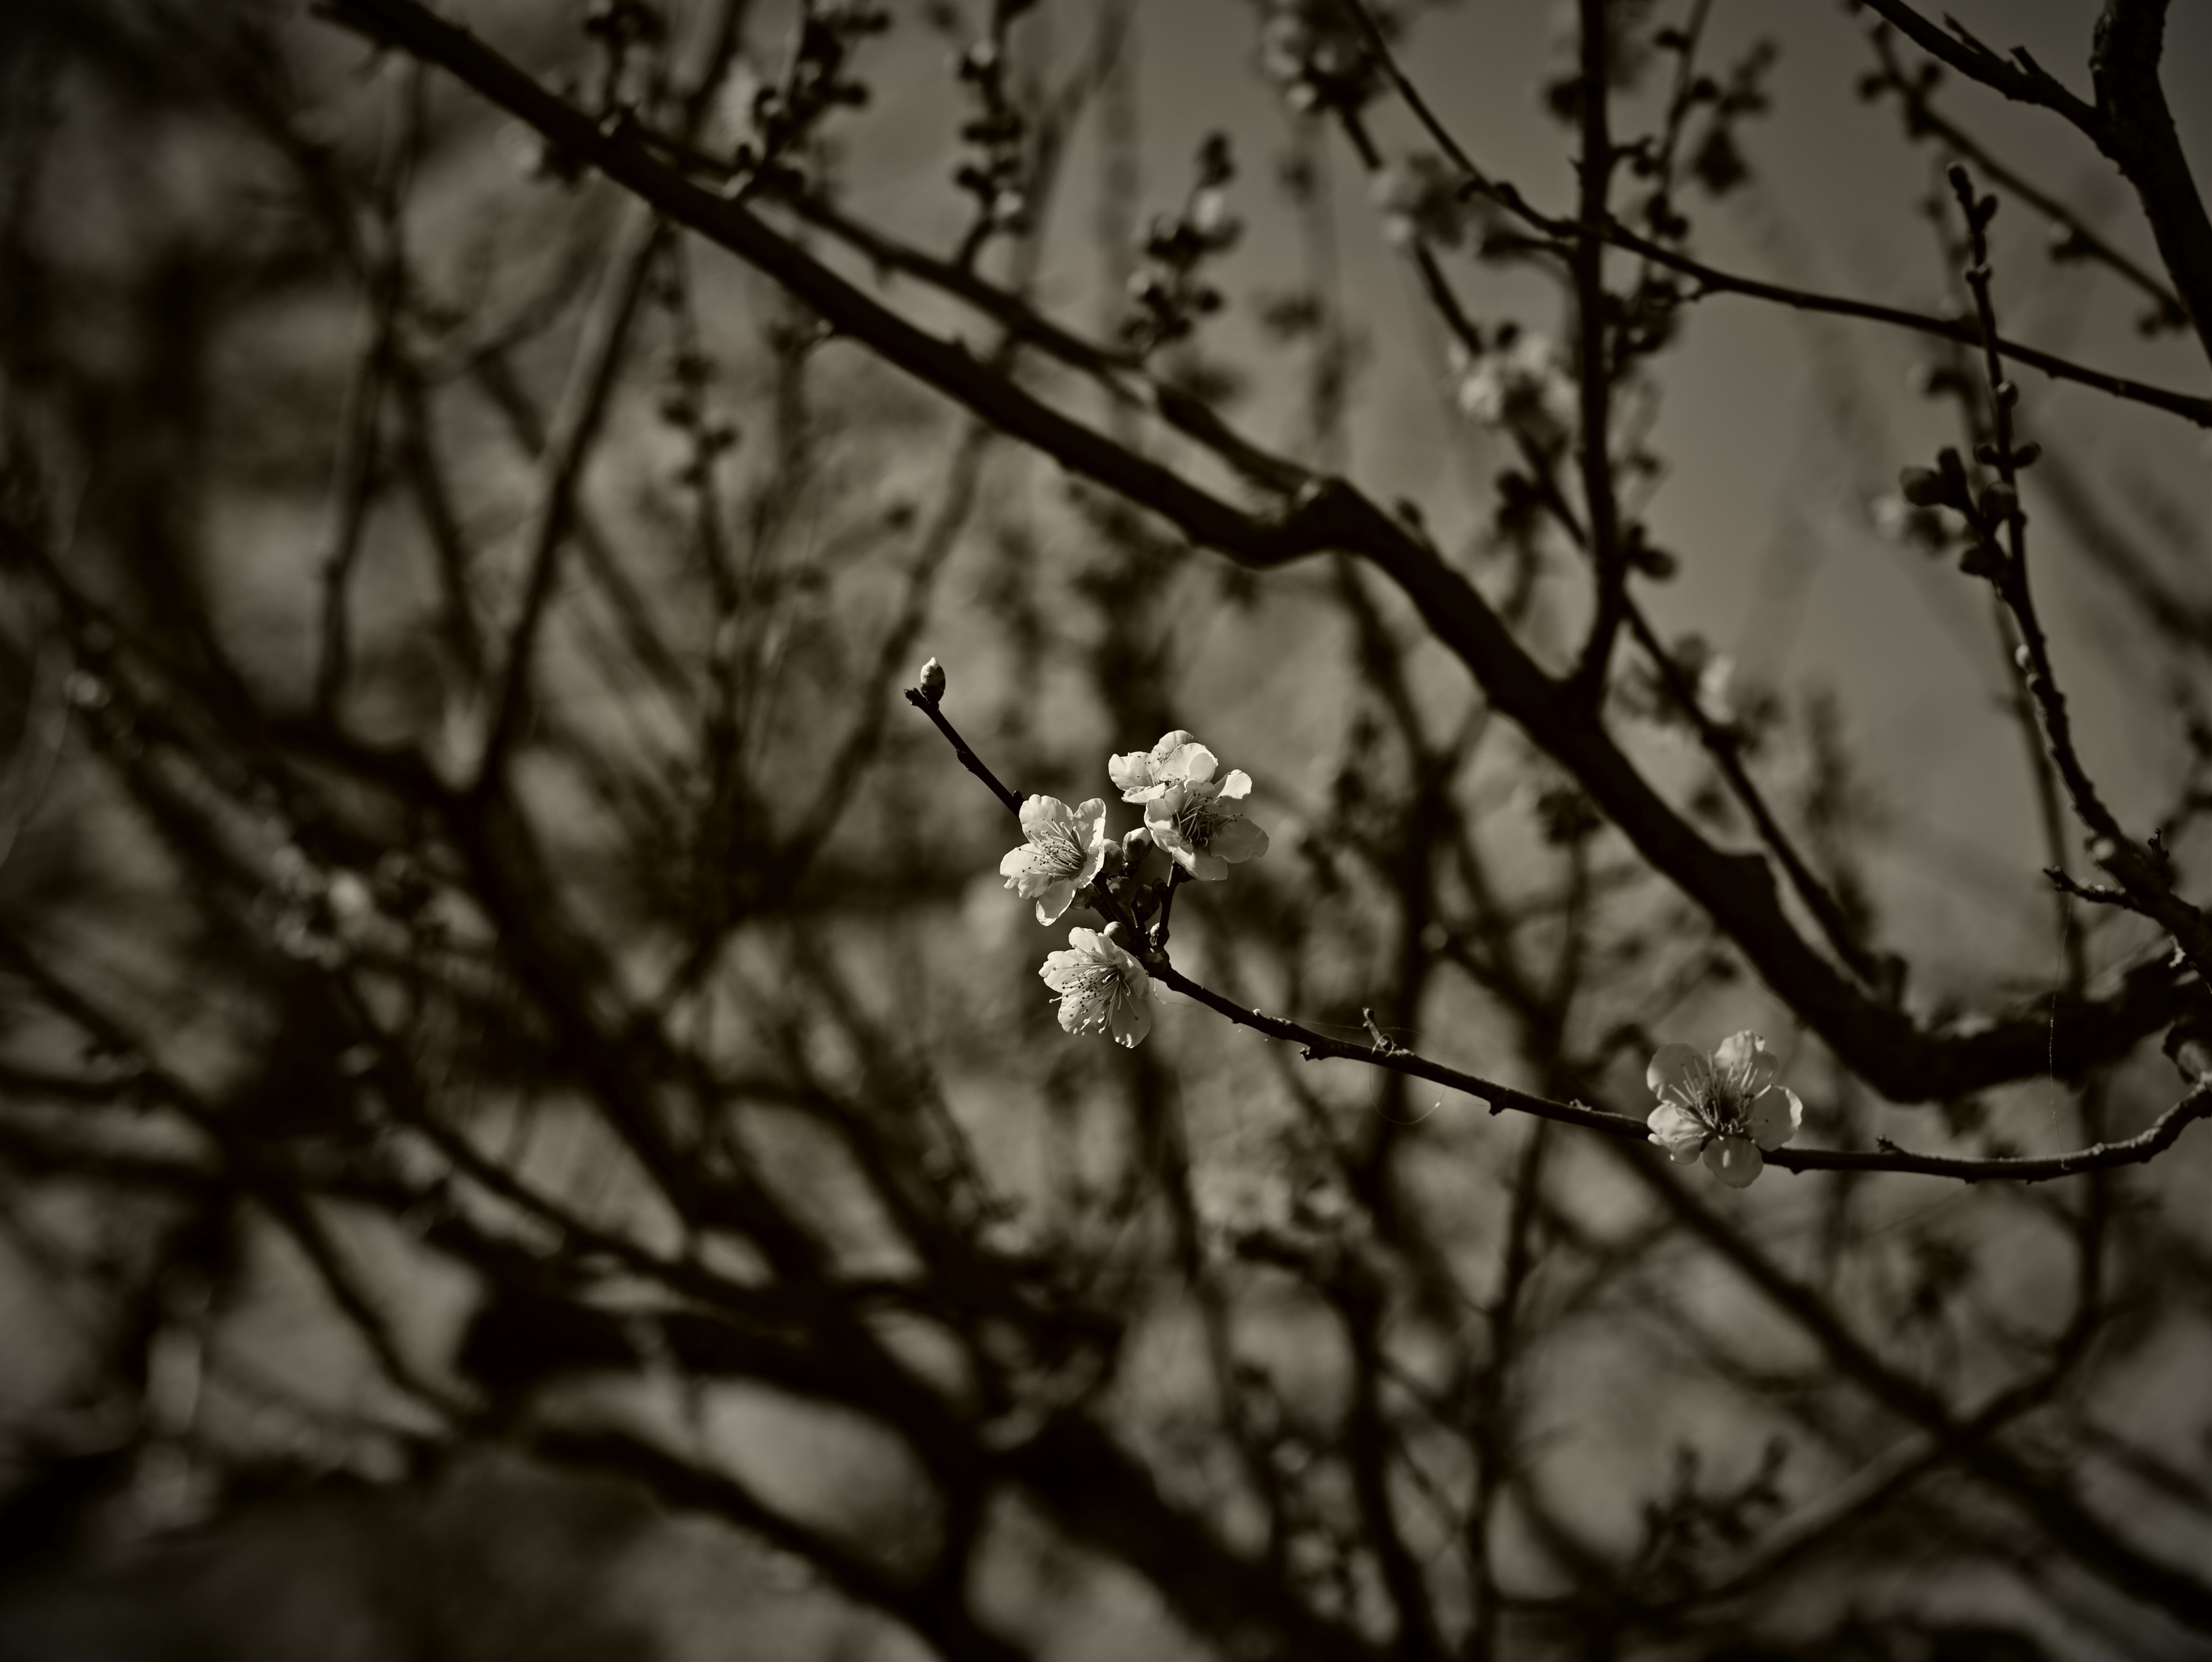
1455,331,1577,448
1373,152,1473,249
1647,1031,1802,1188
999,795,1109,925
1108,731,1268,882
1040,926,1157,1047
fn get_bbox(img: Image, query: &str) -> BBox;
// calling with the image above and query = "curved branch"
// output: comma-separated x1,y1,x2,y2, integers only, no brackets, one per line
1339,2,2212,426
1853,0,2100,128
2091,0,2212,367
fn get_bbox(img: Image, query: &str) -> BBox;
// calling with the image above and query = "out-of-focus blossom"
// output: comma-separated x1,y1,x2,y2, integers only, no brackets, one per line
1259,1,1377,112
1110,732,1268,881
1041,926,1156,1047
1454,331,1578,449
999,795,1109,924
1373,152,1476,249
1646,1031,1802,1187
1672,633,1737,728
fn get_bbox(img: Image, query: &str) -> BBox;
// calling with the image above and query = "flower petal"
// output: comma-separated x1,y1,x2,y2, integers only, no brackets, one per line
1165,743,1218,785
1110,995,1154,1048
1092,930,1144,976
1033,880,1077,925
1149,729,1197,761
1184,847,1230,881
1706,1137,1764,1188
1217,769,1254,802
1108,752,1158,800
1145,797,1190,850
1208,816,1268,865
1747,1086,1802,1150
1019,794,1074,838
1647,1100,1709,1161
1001,846,1036,881
1713,1031,1778,1094
1647,1043,1710,1104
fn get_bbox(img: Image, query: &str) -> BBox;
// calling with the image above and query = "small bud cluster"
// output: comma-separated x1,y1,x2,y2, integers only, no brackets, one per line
537,1,669,181
1630,35,1778,240
1258,0,1382,115
1895,438,2035,581
732,2,891,190
646,247,738,493
1123,137,1243,357
944,1,1039,260
582,1,667,114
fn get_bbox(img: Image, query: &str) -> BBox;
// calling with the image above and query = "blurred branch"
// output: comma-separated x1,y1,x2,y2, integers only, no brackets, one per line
1565,0,1627,702
1857,0,2211,364
1626,1138,2212,1627
1862,20,2187,334
1341,1,2212,426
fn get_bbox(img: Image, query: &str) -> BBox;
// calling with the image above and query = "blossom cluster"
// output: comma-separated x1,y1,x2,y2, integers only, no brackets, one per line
1001,729,1268,1049
955,672,1805,1183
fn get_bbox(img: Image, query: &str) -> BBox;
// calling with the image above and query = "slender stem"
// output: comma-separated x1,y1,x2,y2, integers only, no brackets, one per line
904,687,1024,819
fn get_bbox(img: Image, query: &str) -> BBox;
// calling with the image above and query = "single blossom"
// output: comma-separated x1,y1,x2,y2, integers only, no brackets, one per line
1108,730,1201,802
1454,331,1577,449
1109,730,1269,882
1646,1031,1802,1188
1040,926,1157,1048
999,795,1109,924
1373,152,1476,250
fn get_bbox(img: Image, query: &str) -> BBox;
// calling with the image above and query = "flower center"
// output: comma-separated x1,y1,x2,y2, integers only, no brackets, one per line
1177,797,1224,847
1690,1077,1752,1134
1036,824,1086,877
1060,963,1131,1031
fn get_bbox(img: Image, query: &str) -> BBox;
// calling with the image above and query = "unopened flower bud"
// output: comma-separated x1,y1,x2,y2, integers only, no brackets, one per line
918,657,947,703
1899,466,1946,508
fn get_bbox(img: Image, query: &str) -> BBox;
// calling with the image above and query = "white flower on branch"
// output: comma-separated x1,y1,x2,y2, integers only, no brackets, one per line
1000,795,1109,925
1041,925,1157,1048
1109,731,1269,881
1373,152,1476,250
1455,330,1577,449
1646,1031,1802,1187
